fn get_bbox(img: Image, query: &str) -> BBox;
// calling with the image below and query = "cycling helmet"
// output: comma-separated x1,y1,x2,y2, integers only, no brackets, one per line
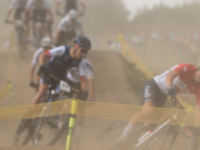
41,37,52,47
68,9,79,20
74,35,91,50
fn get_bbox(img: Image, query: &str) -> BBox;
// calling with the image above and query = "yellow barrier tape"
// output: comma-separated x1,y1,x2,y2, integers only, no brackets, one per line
0,32,15,102
0,100,198,127
117,34,194,110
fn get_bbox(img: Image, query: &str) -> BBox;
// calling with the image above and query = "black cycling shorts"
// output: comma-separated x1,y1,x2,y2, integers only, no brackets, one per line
141,79,167,107
56,31,76,46
32,9,46,23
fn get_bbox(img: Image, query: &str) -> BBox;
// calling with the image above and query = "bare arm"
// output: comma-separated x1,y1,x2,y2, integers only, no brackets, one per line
54,29,61,44
81,79,87,91
79,1,86,14
30,66,35,82
39,52,48,66
5,8,13,21
55,0,61,13
166,70,178,88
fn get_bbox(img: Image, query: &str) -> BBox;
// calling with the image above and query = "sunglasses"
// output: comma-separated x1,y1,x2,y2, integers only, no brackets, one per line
81,49,88,54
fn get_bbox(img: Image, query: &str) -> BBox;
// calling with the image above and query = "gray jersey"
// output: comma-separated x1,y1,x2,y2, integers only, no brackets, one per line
57,15,83,33
26,0,50,9
9,0,28,9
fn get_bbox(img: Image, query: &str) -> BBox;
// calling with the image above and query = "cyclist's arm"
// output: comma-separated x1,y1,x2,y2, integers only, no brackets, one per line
30,66,35,82
5,8,13,21
79,1,86,15
79,59,95,100
54,29,61,44
5,0,16,21
166,70,178,88
39,46,66,65
55,0,62,14
76,21,84,35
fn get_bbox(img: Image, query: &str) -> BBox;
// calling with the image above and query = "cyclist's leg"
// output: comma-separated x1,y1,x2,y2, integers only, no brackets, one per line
31,75,51,105
117,79,167,146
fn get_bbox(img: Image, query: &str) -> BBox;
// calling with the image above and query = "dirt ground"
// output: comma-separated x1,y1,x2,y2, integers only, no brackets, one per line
0,0,197,150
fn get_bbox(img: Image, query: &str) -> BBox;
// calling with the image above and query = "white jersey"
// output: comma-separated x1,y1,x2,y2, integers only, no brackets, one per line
154,63,200,95
26,0,50,9
57,15,83,33
31,45,55,66
67,58,94,83
9,0,27,9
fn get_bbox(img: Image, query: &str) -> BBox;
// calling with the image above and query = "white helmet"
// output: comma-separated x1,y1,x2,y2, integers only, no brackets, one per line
41,37,52,47
68,9,79,20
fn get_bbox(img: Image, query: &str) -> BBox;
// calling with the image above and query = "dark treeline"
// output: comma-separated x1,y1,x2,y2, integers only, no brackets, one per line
132,2,200,28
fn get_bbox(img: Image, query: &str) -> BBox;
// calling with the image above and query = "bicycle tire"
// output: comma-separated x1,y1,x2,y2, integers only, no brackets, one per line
98,122,197,150
13,119,35,146
97,122,132,150
146,126,198,150
32,113,70,146
47,114,70,146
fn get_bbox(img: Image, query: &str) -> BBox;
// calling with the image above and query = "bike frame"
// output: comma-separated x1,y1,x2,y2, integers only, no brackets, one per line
133,98,190,149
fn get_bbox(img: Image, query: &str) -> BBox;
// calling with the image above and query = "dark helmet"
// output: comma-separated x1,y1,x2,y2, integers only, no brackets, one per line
74,35,91,50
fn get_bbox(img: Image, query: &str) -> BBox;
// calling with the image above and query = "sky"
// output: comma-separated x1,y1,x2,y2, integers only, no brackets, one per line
121,0,196,20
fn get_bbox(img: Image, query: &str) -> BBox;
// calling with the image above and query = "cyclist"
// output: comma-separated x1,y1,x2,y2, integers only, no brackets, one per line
30,37,54,90
62,57,94,137
54,9,84,46
5,0,29,40
55,0,85,16
25,0,54,38
31,35,91,105
117,63,200,146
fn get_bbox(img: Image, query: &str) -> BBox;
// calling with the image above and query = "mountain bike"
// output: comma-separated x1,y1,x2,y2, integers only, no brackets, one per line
98,98,198,150
13,73,79,146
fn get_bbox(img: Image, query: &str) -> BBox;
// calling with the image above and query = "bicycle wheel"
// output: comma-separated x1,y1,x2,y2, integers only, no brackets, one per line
32,113,70,146
98,122,131,150
13,119,35,146
146,126,198,150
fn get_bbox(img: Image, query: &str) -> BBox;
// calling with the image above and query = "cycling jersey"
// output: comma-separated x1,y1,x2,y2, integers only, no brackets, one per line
9,0,28,20
10,0,27,9
31,45,55,67
26,0,50,9
57,15,83,33
67,58,94,83
45,45,82,80
57,0,83,13
154,63,200,105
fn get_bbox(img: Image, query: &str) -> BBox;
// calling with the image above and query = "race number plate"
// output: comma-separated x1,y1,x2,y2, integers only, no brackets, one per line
60,80,71,93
